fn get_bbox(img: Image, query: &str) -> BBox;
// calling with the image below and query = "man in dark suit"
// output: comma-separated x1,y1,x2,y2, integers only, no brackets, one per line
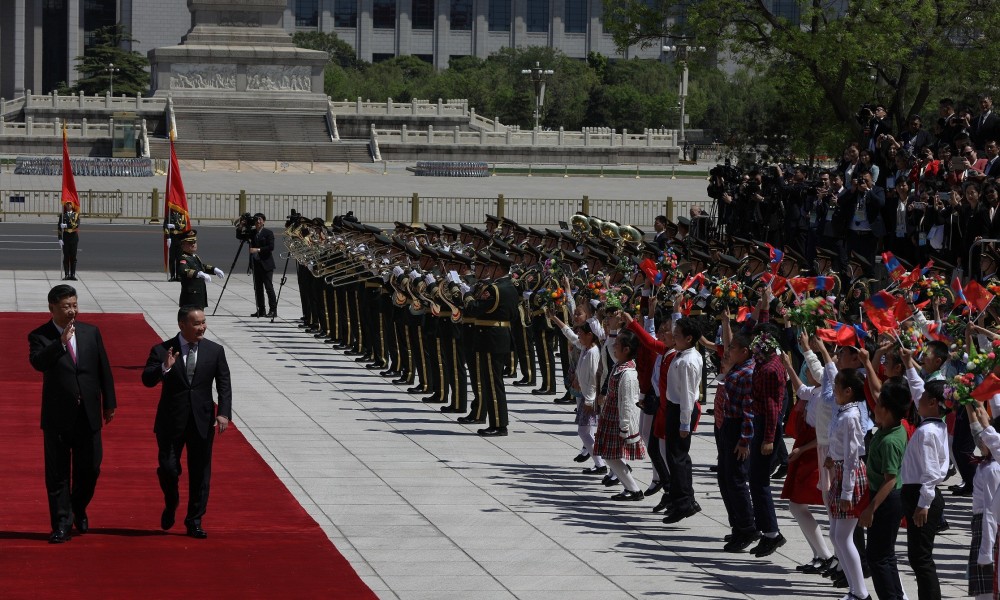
982,139,1000,179
249,212,278,318
652,215,670,250
972,94,999,152
141,306,232,539
28,284,116,543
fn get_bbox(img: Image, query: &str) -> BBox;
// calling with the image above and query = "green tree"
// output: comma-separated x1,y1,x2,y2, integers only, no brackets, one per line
71,25,149,96
602,0,1000,135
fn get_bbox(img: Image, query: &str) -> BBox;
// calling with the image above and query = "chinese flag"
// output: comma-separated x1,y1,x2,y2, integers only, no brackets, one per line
163,131,191,270
972,374,1000,402
60,124,79,211
965,280,995,313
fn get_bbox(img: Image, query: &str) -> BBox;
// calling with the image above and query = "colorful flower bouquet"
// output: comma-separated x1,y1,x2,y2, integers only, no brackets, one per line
788,296,835,334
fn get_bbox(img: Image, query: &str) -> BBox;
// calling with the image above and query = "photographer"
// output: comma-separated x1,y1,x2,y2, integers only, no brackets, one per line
859,103,890,153
247,213,277,318
777,165,810,254
893,114,934,158
837,171,885,276
800,171,837,263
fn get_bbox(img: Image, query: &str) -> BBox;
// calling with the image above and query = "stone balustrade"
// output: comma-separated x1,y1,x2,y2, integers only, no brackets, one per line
375,125,677,148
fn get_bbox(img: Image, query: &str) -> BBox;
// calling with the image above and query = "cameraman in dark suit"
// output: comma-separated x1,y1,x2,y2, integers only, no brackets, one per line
248,212,277,318
836,171,885,276
28,284,116,543
141,306,232,539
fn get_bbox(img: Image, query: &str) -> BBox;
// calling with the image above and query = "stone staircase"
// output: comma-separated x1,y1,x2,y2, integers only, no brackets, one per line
147,138,371,162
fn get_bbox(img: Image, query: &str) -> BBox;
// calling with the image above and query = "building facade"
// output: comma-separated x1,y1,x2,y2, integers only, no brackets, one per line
1,0,665,99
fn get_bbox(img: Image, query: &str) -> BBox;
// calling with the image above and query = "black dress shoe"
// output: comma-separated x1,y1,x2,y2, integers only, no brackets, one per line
407,385,428,393
532,388,556,396
750,533,786,557
380,370,400,378
610,490,644,501
644,481,663,496
48,527,72,544
513,379,534,386
662,501,702,524
74,513,88,534
186,524,208,539
354,355,372,363
161,506,176,530
477,427,508,437
573,452,591,463
553,395,575,404
582,465,608,475
266,310,277,318
830,571,848,588
820,558,841,578
366,362,387,370
421,396,445,403
652,495,673,513
392,376,409,384
950,482,973,496
770,464,788,480
723,531,760,553
602,473,620,487
802,556,835,574
440,406,464,413
249,312,263,318
457,415,486,424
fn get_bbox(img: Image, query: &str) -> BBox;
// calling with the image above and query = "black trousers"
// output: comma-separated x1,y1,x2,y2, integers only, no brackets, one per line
867,488,905,600
952,408,977,487
465,330,483,419
252,261,277,313
532,319,557,392
43,407,102,530
717,418,754,535
664,402,695,511
511,314,535,385
61,231,79,275
901,484,944,600
157,414,215,527
749,414,779,534
480,351,508,428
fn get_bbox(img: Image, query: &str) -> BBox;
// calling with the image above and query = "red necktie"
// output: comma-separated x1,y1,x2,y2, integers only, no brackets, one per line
67,340,77,364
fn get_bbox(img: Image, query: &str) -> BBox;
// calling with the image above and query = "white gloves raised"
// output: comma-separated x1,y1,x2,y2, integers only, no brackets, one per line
448,271,460,283
166,238,172,249
459,283,471,294
523,291,532,301
409,270,420,281
213,268,224,278
197,272,212,283
60,223,68,229
166,224,175,230
392,266,404,277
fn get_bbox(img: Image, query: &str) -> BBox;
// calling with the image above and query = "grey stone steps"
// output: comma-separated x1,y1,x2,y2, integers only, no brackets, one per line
147,138,372,162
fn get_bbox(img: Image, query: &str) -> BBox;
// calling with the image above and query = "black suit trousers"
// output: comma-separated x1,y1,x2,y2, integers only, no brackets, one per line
157,413,215,526
901,484,944,600
43,407,102,530
252,260,277,312
665,402,695,511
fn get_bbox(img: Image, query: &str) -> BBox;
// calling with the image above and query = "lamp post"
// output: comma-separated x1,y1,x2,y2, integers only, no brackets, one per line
662,43,705,153
106,62,120,96
520,62,554,131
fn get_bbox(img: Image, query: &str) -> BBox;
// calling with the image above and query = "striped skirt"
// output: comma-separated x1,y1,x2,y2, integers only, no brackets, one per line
825,460,869,519
969,513,995,597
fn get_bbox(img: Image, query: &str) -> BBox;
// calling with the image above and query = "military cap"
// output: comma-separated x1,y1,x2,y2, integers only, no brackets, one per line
423,223,442,234
492,238,512,252
180,229,198,243
719,254,741,270
485,214,501,225
926,253,955,276
783,246,808,266
442,225,461,238
677,216,691,228
489,249,514,268
849,251,872,272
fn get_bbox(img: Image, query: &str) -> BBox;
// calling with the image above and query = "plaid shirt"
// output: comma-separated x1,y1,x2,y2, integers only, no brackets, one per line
752,353,787,444
720,357,755,447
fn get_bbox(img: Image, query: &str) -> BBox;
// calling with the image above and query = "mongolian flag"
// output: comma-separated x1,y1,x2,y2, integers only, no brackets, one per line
682,272,706,292
863,291,897,333
965,280,995,313
952,277,968,309
925,322,953,344
766,243,783,275
972,374,1000,402
60,124,79,211
789,276,835,295
882,251,905,280
164,130,191,270
736,306,752,323
761,272,787,295
816,320,867,347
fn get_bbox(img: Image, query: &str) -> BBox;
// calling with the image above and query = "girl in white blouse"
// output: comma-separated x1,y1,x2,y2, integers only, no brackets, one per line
552,308,606,475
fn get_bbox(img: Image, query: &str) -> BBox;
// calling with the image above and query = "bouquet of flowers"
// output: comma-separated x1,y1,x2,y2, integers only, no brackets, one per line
788,296,834,334
913,274,951,305
944,339,1000,407
581,279,604,302
540,285,567,309
656,248,682,286
898,321,925,354
542,257,563,280
602,286,626,313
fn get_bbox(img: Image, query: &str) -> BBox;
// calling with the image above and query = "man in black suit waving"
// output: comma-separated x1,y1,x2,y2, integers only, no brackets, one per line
28,284,116,543
142,306,232,539
248,212,278,318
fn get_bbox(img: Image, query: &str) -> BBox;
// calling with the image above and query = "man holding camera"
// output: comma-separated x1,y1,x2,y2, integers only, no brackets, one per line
248,213,277,318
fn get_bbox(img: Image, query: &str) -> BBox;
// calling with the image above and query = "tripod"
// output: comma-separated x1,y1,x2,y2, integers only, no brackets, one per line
270,255,292,323
212,238,247,316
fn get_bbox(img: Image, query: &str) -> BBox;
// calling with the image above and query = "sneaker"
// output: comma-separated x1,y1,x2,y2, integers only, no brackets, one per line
750,533,786,557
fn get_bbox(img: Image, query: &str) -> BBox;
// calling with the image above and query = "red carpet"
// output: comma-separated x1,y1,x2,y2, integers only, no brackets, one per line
0,313,376,600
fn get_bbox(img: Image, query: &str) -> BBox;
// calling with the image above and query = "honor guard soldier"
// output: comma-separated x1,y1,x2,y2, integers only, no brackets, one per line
58,201,80,280
164,207,189,281
176,230,224,310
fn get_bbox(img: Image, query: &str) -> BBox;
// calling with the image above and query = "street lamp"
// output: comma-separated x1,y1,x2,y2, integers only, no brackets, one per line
520,62,554,131
662,43,706,153
106,62,120,96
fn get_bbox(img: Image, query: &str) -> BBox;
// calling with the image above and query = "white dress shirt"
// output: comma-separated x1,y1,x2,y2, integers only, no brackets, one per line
973,459,1000,565
828,402,865,501
667,346,702,432
900,418,949,509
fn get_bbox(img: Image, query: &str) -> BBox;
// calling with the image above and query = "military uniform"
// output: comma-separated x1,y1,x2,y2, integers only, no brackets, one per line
58,204,80,280
176,230,220,309
164,210,189,281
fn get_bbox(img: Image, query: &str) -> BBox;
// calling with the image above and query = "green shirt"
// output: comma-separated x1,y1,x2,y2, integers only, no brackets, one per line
866,424,906,492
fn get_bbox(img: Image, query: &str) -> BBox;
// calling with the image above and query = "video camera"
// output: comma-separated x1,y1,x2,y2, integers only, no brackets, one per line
285,209,301,229
234,212,256,241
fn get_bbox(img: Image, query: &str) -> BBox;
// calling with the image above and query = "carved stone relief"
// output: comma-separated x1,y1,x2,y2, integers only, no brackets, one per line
246,65,312,92
168,64,237,90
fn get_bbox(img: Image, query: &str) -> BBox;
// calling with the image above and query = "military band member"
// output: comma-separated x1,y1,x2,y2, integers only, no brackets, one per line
176,230,224,310
58,201,80,280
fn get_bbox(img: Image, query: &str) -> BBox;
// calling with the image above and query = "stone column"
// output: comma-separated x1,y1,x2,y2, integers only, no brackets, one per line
434,0,448,70
67,0,81,88
512,0,527,46
398,0,412,57
587,0,601,55
357,0,374,63
12,0,26,97
29,0,43,91
473,0,488,59
551,0,564,49
320,0,334,31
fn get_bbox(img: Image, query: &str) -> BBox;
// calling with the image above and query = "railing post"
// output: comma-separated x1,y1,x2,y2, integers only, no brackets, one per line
386,97,393,114
480,128,485,144
558,126,564,146
494,116,500,132
26,116,32,135
582,195,590,216
81,118,87,136
25,90,32,108
78,90,84,108
497,193,505,220
584,130,590,146
136,92,142,110
437,98,443,116
326,191,334,224
411,98,418,115
401,124,407,144
150,188,160,223
531,128,537,145
427,124,433,144
51,90,57,107
54,117,60,137
239,189,247,215
105,91,111,109
666,196,674,221
410,192,420,226
454,126,459,144
108,117,114,137
356,96,362,112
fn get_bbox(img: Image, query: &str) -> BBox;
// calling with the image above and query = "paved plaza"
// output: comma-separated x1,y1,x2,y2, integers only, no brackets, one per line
0,265,971,600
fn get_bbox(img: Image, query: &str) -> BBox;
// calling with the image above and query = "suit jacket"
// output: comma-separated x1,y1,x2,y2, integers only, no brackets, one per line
250,227,276,271
28,320,116,433
972,112,999,150
983,155,1000,179
141,335,232,440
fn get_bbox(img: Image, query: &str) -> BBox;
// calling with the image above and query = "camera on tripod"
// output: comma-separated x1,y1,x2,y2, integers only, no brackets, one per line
235,212,256,241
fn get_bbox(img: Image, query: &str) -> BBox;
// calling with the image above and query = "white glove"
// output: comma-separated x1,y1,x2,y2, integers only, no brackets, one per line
166,238,172,249
357,244,367,252
671,284,683,293
409,270,420,281
590,299,600,308
697,287,710,298
213,268,224,278
382,258,390,265
382,272,391,282
60,223,68,229
392,266,404,277
424,274,435,285
448,270,460,283
523,291,532,301
459,283,471,294
197,272,212,283
167,224,175,230
58,239,64,248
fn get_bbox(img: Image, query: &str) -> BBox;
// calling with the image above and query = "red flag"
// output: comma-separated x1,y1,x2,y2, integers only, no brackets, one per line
761,273,787,295
965,280,995,313
164,132,192,270
736,306,752,323
60,124,79,211
639,258,659,282
678,297,693,316
682,272,705,291
973,374,1000,401
864,291,898,334
893,297,913,322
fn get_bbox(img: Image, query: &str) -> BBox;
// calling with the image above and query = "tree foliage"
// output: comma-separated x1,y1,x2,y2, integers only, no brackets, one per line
70,25,149,96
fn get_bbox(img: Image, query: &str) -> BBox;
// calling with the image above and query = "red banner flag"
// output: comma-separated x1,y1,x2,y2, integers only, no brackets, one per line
965,280,995,313
164,132,192,270
60,125,79,211
972,374,1000,402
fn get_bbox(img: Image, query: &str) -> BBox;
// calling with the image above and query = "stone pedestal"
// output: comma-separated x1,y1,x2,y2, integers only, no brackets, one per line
149,0,328,99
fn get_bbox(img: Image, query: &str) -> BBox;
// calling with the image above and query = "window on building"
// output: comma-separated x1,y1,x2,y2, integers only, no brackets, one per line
488,0,510,31
373,0,396,29
772,0,801,24
412,0,434,30
82,0,116,49
416,54,435,64
451,0,473,30
564,0,587,33
372,53,396,63
527,0,550,33
42,0,68,93
334,0,357,27
296,0,319,27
